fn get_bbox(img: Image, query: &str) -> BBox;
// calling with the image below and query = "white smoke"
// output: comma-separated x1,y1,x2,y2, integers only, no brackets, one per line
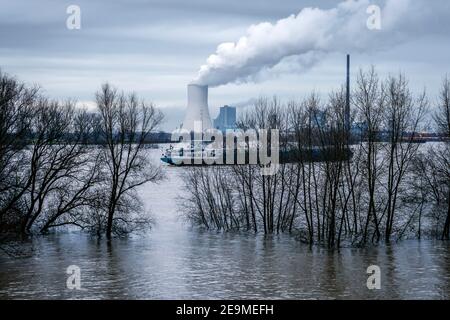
192,0,445,87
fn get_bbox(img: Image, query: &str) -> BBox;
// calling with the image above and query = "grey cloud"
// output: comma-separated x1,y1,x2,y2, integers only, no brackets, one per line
0,0,449,132
192,0,450,87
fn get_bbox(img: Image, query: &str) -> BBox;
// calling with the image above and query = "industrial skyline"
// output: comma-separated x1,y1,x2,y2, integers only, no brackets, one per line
0,0,450,131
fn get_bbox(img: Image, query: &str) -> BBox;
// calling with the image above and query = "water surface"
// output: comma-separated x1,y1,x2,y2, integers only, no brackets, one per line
1,150,449,299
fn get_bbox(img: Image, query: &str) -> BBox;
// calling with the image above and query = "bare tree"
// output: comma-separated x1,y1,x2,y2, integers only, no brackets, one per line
383,74,427,242
0,71,39,231
96,83,164,239
181,71,448,246
17,99,101,234
353,67,385,243
433,76,450,239
434,75,450,138
38,110,104,233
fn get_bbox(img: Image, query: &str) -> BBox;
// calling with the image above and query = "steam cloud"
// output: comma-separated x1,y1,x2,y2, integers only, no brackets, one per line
192,0,444,87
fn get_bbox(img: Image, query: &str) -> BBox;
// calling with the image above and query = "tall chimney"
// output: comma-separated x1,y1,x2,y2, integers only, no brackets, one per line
345,54,351,133
182,84,213,132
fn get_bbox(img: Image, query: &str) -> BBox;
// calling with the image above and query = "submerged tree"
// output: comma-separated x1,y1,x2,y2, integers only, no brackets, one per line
96,83,164,239
0,71,165,240
0,70,39,231
353,67,385,244
433,76,450,239
181,68,448,248
382,74,427,242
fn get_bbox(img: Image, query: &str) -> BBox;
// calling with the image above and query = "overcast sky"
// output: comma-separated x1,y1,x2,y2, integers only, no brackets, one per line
1,0,449,130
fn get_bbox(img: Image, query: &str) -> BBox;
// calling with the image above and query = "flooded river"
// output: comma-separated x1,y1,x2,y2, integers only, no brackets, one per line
1,150,449,300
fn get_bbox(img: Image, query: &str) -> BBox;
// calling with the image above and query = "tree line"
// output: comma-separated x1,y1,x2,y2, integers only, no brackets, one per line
182,68,450,247
0,70,163,240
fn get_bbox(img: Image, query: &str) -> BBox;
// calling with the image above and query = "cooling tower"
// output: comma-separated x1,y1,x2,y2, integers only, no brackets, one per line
182,84,212,132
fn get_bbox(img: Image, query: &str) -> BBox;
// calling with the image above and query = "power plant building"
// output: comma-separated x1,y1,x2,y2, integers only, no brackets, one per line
214,105,236,132
182,84,213,132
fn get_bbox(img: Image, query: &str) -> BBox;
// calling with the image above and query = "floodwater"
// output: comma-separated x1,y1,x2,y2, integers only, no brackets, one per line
0,149,449,300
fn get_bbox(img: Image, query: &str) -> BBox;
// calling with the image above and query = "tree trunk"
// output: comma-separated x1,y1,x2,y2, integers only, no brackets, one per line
442,190,450,240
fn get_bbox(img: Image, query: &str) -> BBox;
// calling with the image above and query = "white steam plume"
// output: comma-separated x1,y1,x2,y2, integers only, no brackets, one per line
192,0,446,87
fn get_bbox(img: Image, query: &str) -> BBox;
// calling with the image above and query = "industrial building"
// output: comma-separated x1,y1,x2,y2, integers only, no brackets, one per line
213,105,236,132
182,84,212,132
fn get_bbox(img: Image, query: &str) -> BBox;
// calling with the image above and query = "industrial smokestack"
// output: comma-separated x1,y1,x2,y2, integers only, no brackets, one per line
182,84,213,132
345,54,350,133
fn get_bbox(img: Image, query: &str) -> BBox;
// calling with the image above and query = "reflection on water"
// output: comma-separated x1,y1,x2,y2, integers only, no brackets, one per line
1,151,449,299
1,232,449,299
